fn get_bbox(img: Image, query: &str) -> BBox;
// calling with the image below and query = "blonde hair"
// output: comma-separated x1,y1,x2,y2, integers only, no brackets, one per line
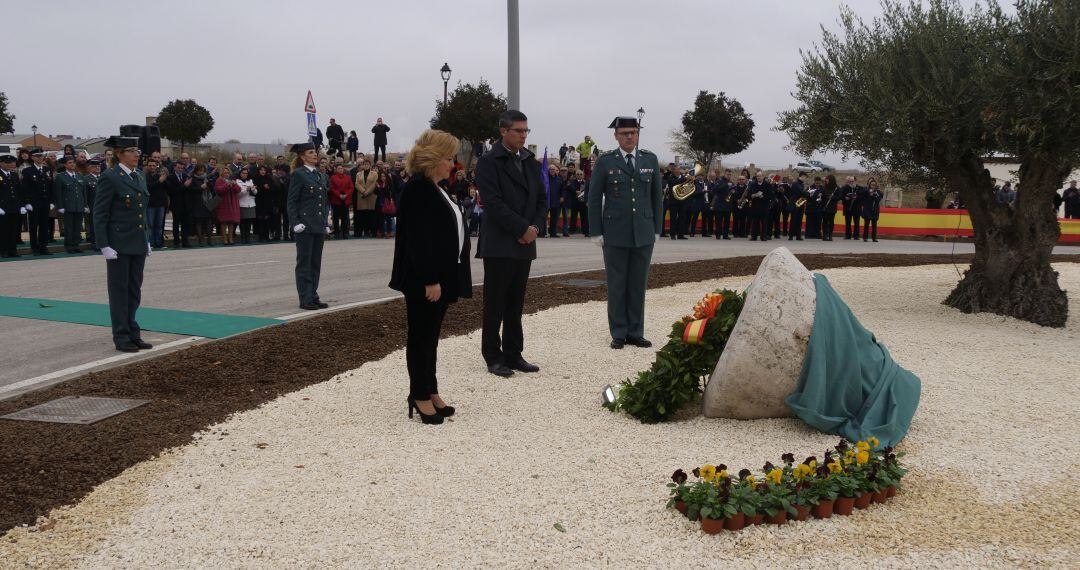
405,129,459,179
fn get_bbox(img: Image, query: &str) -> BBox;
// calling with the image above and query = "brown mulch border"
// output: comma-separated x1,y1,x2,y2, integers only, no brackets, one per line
1,253,1077,532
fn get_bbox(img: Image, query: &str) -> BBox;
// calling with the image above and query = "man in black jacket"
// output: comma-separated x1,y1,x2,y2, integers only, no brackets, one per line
372,118,390,162
326,118,345,157
21,148,53,255
475,110,547,377
841,176,862,239
0,155,22,257
165,162,191,248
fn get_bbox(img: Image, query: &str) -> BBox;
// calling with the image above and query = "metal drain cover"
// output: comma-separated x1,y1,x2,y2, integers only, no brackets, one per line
0,396,150,425
561,279,606,287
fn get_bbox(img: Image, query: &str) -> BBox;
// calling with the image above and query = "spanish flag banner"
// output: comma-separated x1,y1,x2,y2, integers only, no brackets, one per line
683,318,709,345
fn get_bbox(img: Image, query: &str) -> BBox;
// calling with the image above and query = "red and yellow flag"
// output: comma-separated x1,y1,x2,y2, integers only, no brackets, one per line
683,318,709,345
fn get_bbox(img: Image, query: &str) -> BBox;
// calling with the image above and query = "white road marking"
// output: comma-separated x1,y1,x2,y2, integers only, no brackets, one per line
0,336,203,400
160,260,280,274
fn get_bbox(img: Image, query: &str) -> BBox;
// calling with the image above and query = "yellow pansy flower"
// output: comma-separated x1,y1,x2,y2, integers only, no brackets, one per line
856,450,870,465
827,461,843,474
745,475,756,486
700,464,717,482
808,460,818,470
856,441,870,452
718,470,728,480
766,469,783,485
793,464,813,480
868,436,880,449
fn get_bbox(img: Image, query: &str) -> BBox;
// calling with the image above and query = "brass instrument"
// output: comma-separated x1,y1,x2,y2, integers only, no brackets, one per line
737,185,750,209
795,197,807,208
670,163,705,201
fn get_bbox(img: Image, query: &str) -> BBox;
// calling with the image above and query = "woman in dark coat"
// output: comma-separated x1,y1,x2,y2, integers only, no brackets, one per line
187,165,215,246
860,177,883,242
253,165,275,242
820,174,840,241
388,129,472,425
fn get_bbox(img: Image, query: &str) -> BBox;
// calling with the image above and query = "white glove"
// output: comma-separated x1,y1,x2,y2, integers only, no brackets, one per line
50,203,55,210
592,235,604,247
0,208,5,216
146,243,152,257
325,226,331,234
24,204,32,213
19,207,27,215
84,207,89,213
102,246,118,260
58,208,65,214
293,223,306,233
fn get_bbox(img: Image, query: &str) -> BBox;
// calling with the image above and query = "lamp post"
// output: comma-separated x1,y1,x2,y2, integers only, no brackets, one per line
637,107,645,128
440,62,452,106
31,124,38,148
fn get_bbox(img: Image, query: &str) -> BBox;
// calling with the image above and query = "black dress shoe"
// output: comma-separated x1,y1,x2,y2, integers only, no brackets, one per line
625,336,653,348
314,301,329,308
115,342,139,353
487,363,514,377
131,339,153,350
506,358,539,373
677,236,688,240
299,303,320,310
610,338,626,349
434,404,456,417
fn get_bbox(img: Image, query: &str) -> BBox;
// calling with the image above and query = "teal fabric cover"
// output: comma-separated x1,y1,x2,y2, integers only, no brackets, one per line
785,274,921,447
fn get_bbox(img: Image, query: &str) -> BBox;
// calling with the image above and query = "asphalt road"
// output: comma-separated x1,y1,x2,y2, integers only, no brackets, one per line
1,235,1073,400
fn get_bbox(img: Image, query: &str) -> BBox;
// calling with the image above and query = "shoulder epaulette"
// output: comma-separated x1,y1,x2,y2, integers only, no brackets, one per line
639,148,655,155
601,149,619,157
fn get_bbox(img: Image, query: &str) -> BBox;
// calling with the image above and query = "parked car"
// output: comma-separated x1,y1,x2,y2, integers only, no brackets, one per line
795,161,822,172
808,160,835,172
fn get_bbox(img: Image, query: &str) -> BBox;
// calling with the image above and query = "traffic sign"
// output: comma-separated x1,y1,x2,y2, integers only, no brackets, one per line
307,112,318,137
304,90,316,113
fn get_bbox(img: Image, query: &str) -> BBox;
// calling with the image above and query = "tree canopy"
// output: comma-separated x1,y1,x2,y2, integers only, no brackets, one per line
157,99,214,153
778,0,1079,327
430,80,507,163
0,92,14,135
673,91,754,169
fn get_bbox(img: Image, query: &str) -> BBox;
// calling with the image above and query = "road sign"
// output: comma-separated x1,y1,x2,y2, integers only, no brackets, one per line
304,90,316,113
306,112,318,137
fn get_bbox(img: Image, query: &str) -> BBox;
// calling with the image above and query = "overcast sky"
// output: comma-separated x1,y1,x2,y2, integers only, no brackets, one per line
6,0,982,168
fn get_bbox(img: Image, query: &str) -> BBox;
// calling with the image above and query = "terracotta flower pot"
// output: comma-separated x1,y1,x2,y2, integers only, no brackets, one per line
723,512,746,531
872,490,887,504
675,501,688,515
700,517,725,535
766,511,788,525
748,513,765,525
794,505,810,521
886,485,897,498
834,496,856,515
854,492,873,509
811,499,834,519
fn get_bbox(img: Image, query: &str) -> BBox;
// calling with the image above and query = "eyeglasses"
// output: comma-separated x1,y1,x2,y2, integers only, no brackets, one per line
506,128,531,134
616,130,639,137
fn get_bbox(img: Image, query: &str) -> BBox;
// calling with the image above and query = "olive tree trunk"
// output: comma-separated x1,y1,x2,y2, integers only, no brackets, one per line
943,156,1068,327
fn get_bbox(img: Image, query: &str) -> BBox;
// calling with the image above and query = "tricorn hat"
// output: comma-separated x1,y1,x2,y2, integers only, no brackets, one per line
290,141,316,154
0,154,16,164
27,147,44,156
607,116,641,129
104,136,139,149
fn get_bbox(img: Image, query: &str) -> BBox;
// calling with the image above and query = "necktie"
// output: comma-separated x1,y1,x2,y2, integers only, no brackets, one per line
626,153,634,170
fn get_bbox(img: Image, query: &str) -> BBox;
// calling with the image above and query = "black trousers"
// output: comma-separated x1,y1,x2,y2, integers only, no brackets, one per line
771,208,782,237
780,211,791,235
405,295,449,401
373,145,387,162
789,209,805,239
481,257,531,365
331,204,349,238
750,213,767,240
844,212,860,239
669,201,687,238
805,212,821,238
732,208,746,237
106,253,146,345
171,210,191,246
0,210,19,255
63,212,83,249
701,209,716,236
716,210,731,238
863,217,878,240
28,204,50,251
294,232,325,305
822,212,837,239
687,208,700,236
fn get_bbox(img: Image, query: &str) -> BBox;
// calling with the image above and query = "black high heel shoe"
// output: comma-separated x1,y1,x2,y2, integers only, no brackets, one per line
434,404,455,417
408,398,444,425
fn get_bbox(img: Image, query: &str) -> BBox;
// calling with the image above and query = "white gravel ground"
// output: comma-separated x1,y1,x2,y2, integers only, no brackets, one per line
3,263,1078,569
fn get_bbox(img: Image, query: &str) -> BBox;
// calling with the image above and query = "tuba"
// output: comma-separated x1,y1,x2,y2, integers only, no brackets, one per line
671,163,705,201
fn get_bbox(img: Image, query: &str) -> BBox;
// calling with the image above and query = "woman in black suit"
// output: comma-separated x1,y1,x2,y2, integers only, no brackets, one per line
389,129,472,425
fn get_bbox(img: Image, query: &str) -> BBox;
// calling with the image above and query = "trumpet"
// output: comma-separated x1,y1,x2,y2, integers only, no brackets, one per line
795,197,807,208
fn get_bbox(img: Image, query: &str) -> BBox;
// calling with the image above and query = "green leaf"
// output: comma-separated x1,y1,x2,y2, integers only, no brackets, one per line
38,302,54,308
553,522,566,533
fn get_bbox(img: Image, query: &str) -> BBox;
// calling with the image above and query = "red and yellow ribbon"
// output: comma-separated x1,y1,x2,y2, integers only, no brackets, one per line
683,318,709,345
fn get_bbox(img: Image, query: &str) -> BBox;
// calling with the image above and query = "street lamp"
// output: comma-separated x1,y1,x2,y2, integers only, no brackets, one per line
440,62,452,105
31,124,38,148
637,107,645,127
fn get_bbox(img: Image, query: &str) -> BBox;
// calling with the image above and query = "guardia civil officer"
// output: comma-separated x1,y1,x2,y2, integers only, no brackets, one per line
94,136,152,352
54,156,87,253
0,155,22,257
287,141,331,310
21,148,53,255
588,116,664,349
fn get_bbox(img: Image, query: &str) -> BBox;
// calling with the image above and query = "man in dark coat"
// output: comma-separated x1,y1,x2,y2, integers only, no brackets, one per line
0,155,22,257
164,162,191,247
840,176,863,239
326,118,345,157
711,170,734,240
475,110,547,377
372,118,390,163
21,148,53,255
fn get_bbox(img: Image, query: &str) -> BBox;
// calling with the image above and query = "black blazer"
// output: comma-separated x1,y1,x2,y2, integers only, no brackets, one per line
474,143,547,260
389,175,473,302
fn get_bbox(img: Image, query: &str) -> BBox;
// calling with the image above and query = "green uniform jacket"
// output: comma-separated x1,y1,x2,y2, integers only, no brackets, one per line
93,165,150,254
53,171,86,212
587,148,664,248
287,166,330,234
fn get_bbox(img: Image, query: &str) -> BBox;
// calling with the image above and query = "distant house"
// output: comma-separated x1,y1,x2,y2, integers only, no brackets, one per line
0,133,62,151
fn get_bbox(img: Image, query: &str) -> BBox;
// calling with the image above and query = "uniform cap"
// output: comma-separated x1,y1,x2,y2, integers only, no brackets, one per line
104,136,139,149
28,147,45,156
290,142,316,154
0,155,16,164
607,117,641,129
88,158,104,166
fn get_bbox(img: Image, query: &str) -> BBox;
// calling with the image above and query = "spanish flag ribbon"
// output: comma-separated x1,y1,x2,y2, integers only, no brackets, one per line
682,318,709,345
